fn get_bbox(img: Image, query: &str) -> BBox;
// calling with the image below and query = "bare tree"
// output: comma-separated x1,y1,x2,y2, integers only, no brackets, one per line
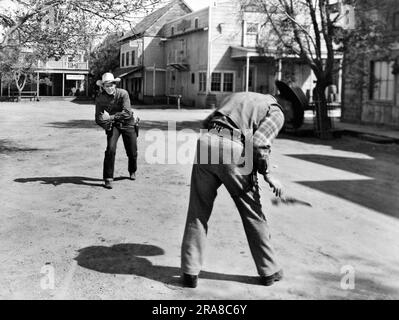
240,0,390,138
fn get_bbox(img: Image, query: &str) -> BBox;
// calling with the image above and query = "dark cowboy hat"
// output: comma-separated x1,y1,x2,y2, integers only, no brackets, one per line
275,80,308,129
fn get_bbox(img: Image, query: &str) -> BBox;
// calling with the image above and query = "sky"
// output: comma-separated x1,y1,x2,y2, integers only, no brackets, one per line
185,0,210,11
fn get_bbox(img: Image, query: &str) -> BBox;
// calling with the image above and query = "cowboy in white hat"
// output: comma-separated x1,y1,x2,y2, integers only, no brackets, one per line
95,72,138,189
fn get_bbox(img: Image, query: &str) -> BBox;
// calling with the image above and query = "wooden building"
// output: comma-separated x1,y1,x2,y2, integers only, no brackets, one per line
342,0,399,127
117,0,343,108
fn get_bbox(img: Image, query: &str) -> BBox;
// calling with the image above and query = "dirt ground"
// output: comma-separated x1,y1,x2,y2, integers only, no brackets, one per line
0,99,399,300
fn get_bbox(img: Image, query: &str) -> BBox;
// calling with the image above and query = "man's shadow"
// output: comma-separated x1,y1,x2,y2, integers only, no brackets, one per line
14,176,130,187
74,243,261,287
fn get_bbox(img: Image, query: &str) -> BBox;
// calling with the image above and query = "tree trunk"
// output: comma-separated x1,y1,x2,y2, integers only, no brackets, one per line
14,72,27,102
314,81,332,139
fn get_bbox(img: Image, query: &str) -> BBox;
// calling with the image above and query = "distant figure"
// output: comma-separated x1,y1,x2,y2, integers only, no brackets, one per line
70,87,77,96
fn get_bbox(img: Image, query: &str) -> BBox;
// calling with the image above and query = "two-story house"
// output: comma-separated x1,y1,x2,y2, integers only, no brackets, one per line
0,51,90,98
36,51,90,97
114,0,192,103
116,0,343,108
342,0,399,128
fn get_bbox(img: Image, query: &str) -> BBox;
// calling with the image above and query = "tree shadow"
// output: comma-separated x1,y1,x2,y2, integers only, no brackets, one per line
69,98,95,105
0,139,47,154
46,120,98,129
46,119,203,132
75,243,261,287
15,176,105,187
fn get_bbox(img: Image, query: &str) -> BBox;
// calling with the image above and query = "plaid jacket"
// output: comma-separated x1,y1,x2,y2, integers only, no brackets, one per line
251,105,285,174
204,92,285,175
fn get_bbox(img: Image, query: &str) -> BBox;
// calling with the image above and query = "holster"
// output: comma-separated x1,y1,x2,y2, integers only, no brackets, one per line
134,117,140,137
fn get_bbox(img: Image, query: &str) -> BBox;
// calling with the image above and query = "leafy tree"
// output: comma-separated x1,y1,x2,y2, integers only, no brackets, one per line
239,0,391,138
0,47,42,100
0,0,161,98
89,32,121,95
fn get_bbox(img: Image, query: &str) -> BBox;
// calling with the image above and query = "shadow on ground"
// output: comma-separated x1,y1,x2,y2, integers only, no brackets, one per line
15,176,104,187
14,176,146,187
75,243,261,287
46,119,203,131
288,154,399,218
0,139,46,154
46,120,98,129
280,133,399,219
309,270,399,299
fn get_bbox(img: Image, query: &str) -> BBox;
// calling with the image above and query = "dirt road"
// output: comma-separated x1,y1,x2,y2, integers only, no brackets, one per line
1,100,398,299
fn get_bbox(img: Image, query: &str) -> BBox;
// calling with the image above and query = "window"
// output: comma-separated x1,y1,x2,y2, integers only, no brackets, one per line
121,53,125,67
246,23,259,34
191,73,195,84
394,12,399,30
370,61,395,101
199,72,207,92
195,18,199,29
211,72,222,91
171,27,175,36
223,73,234,92
126,52,130,66
131,50,135,66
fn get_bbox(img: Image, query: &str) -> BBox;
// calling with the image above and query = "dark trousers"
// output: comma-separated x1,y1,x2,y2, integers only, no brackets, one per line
181,133,280,277
103,125,137,180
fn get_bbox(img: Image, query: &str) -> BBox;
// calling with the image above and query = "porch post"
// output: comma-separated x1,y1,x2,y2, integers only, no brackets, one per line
277,58,282,81
62,73,65,97
337,58,343,103
37,72,40,98
246,55,250,92
0,75,3,97
86,75,89,97
153,63,156,98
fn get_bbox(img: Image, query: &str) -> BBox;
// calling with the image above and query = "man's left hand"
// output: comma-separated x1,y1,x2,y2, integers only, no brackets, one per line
100,111,112,122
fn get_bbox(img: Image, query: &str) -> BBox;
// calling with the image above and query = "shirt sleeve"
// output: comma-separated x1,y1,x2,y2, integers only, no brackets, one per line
95,97,110,130
112,90,133,121
251,105,285,175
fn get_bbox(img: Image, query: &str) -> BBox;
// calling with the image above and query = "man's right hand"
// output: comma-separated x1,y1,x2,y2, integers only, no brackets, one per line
100,111,111,122
264,174,284,198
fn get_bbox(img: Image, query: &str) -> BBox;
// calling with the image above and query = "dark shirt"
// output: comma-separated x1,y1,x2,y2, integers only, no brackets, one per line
95,88,134,130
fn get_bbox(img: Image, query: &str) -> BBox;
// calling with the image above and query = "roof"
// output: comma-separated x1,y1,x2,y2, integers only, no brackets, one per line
119,0,192,41
113,66,143,78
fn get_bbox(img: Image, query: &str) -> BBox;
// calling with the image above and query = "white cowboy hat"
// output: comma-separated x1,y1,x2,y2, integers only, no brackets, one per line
96,73,121,87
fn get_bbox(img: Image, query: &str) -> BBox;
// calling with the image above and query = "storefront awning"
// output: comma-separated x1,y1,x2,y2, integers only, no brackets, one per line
230,46,343,60
113,66,143,78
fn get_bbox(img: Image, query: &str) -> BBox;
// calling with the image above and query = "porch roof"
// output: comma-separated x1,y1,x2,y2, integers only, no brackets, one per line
230,46,343,60
113,66,143,78
230,46,298,60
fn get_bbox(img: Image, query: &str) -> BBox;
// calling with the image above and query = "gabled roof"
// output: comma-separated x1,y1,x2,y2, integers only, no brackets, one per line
119,0,192,41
